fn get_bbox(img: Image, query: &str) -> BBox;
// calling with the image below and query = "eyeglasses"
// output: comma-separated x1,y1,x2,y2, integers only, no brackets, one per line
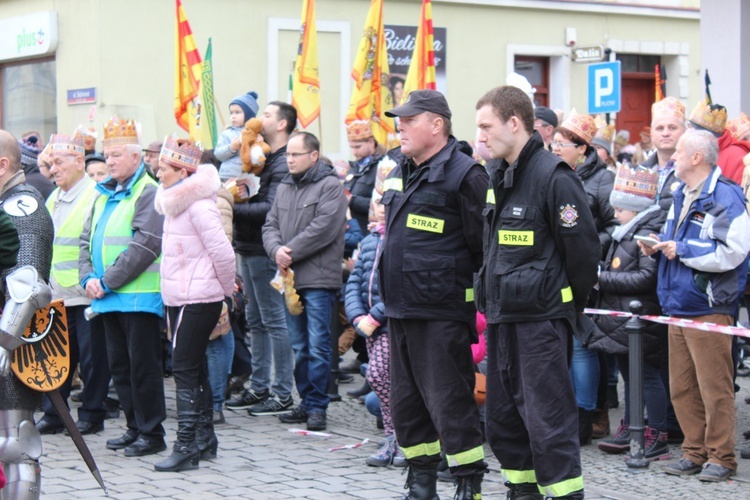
284,151,313,159
550,141,578,149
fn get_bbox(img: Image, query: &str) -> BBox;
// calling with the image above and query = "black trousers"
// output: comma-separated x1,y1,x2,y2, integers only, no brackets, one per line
389,318,484,472
42,305,111,425
167,301,223,391
485,320,583,494
102,311,166,439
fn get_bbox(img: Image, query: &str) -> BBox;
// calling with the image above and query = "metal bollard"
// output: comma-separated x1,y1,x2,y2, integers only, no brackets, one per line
625,300,649,469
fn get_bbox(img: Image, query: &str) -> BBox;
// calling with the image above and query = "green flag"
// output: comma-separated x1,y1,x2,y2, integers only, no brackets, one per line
200,38,217,149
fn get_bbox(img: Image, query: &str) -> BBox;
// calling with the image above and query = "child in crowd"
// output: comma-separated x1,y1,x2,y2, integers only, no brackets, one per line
588,165,670,461
345,165,403,467
215,91,259,182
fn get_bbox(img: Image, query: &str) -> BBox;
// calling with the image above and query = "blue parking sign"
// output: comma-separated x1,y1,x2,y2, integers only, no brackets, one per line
588,61,621,114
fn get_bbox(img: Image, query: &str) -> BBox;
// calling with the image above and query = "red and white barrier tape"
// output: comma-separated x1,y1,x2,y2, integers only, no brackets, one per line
584,308,750,339
329,438,369,452
289,428,333,438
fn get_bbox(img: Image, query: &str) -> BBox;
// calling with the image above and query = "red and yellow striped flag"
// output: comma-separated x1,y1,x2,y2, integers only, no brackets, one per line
174,0,202,133
401,0,436,104
292,0,321,129
654,64,665,101
345,0,395,144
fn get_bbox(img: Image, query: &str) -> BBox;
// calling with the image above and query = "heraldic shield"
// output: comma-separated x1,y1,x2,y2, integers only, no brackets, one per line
10,299,69,392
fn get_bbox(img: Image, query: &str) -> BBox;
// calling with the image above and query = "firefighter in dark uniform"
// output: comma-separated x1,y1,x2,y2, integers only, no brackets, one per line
379,90,489,500
474,86,599,499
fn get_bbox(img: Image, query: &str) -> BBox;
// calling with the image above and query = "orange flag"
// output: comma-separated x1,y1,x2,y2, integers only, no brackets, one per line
655,64,665,101
401,0,436,104
292,0,321,129
345,0,395,144
174,0,202,134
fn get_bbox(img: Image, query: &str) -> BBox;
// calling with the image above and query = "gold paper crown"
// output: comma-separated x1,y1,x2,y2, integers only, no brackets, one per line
79,126,97,151
102,116,140,148
613,165,658,199
652,97,685,122
159,136,202,172
689,98,727,134
49,132,85,157
346,120,374,142
560,108,596,145
726,112,750,141
595,123,615,143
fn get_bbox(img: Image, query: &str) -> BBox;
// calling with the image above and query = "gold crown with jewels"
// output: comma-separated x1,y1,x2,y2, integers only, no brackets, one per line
102,116,140,148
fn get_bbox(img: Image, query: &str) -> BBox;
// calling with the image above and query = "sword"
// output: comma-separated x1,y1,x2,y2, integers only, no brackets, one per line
47,390,108,495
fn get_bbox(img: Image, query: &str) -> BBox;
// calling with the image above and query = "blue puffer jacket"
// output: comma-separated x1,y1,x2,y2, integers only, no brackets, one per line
345,230,386,336
657,166,750,317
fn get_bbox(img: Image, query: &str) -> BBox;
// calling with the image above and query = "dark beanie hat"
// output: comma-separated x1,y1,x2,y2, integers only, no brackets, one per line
230,91,260,122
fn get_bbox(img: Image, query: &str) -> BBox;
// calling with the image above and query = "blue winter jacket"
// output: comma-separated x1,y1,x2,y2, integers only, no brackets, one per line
657,166,750,317
345,230,386,336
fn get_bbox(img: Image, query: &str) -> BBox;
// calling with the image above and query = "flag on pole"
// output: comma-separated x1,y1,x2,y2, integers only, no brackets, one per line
199,38,218,149
401,0,436,104
654,64,665,101
174,0,202,134
292,0,321,129
704,69,713,105
345,0,395,144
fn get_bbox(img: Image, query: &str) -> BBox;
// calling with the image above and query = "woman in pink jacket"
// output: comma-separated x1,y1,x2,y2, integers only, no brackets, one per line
152,138,236,473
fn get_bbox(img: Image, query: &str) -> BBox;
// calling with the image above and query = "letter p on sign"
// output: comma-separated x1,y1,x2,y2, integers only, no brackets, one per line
588,61,621,114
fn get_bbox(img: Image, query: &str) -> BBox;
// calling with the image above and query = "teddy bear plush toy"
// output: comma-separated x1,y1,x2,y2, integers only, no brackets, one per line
241,118,271,175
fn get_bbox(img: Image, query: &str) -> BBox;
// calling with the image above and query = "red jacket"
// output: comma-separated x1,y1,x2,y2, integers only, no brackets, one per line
718,130,750,183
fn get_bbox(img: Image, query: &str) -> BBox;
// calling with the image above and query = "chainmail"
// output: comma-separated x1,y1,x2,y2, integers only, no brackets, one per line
0,184,53,409
0,374,40,410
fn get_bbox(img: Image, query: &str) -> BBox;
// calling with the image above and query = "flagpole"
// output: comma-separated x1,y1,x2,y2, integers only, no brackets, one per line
318,113,323,151
214,97,226,129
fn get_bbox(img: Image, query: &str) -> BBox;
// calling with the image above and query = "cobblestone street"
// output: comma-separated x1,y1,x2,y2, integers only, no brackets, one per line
37,363,750,499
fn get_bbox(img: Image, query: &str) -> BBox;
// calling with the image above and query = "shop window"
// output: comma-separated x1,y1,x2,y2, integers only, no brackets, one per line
1,58,56,141
514,56,549,107
616,54,660,74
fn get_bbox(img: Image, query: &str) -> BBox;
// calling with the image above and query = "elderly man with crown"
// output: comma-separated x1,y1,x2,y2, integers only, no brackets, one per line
688,99,750,185
34,130,112,438
78,117,167,457
0,128,55,499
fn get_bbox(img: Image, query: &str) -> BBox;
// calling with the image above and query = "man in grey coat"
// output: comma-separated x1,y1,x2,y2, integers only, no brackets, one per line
262,131,347,432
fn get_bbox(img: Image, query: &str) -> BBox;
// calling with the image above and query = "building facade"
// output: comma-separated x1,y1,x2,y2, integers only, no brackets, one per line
0,0,714,160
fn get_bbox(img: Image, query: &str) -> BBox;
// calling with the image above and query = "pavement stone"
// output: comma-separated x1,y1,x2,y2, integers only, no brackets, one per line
34,363,750,498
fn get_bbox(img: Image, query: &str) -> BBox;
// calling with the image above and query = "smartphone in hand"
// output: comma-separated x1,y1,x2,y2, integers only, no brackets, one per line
634,235,660,248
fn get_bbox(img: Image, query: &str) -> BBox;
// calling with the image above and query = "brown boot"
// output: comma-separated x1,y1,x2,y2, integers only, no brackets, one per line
592,403,610,439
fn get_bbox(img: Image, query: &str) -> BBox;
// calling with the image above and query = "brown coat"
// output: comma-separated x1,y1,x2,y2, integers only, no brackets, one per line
217,187,234,243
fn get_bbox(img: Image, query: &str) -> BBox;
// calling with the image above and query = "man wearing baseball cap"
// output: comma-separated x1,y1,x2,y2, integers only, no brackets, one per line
379,90,488,499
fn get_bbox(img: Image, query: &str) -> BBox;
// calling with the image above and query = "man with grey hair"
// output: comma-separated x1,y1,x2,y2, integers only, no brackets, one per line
641,128,750,482
79,117,167,457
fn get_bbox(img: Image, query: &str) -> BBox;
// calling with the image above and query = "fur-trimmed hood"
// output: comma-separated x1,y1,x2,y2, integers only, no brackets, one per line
155,164,220,218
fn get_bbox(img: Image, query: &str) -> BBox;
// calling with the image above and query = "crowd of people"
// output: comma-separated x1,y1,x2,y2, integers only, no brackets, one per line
0,84,749,498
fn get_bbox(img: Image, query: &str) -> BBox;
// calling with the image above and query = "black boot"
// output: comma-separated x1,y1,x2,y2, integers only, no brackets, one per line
454,473,483,499
578,407,593,446
401,463,440,500
196,381,219,460
505,482,543,500
346,379,372,398
155,388,202,472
